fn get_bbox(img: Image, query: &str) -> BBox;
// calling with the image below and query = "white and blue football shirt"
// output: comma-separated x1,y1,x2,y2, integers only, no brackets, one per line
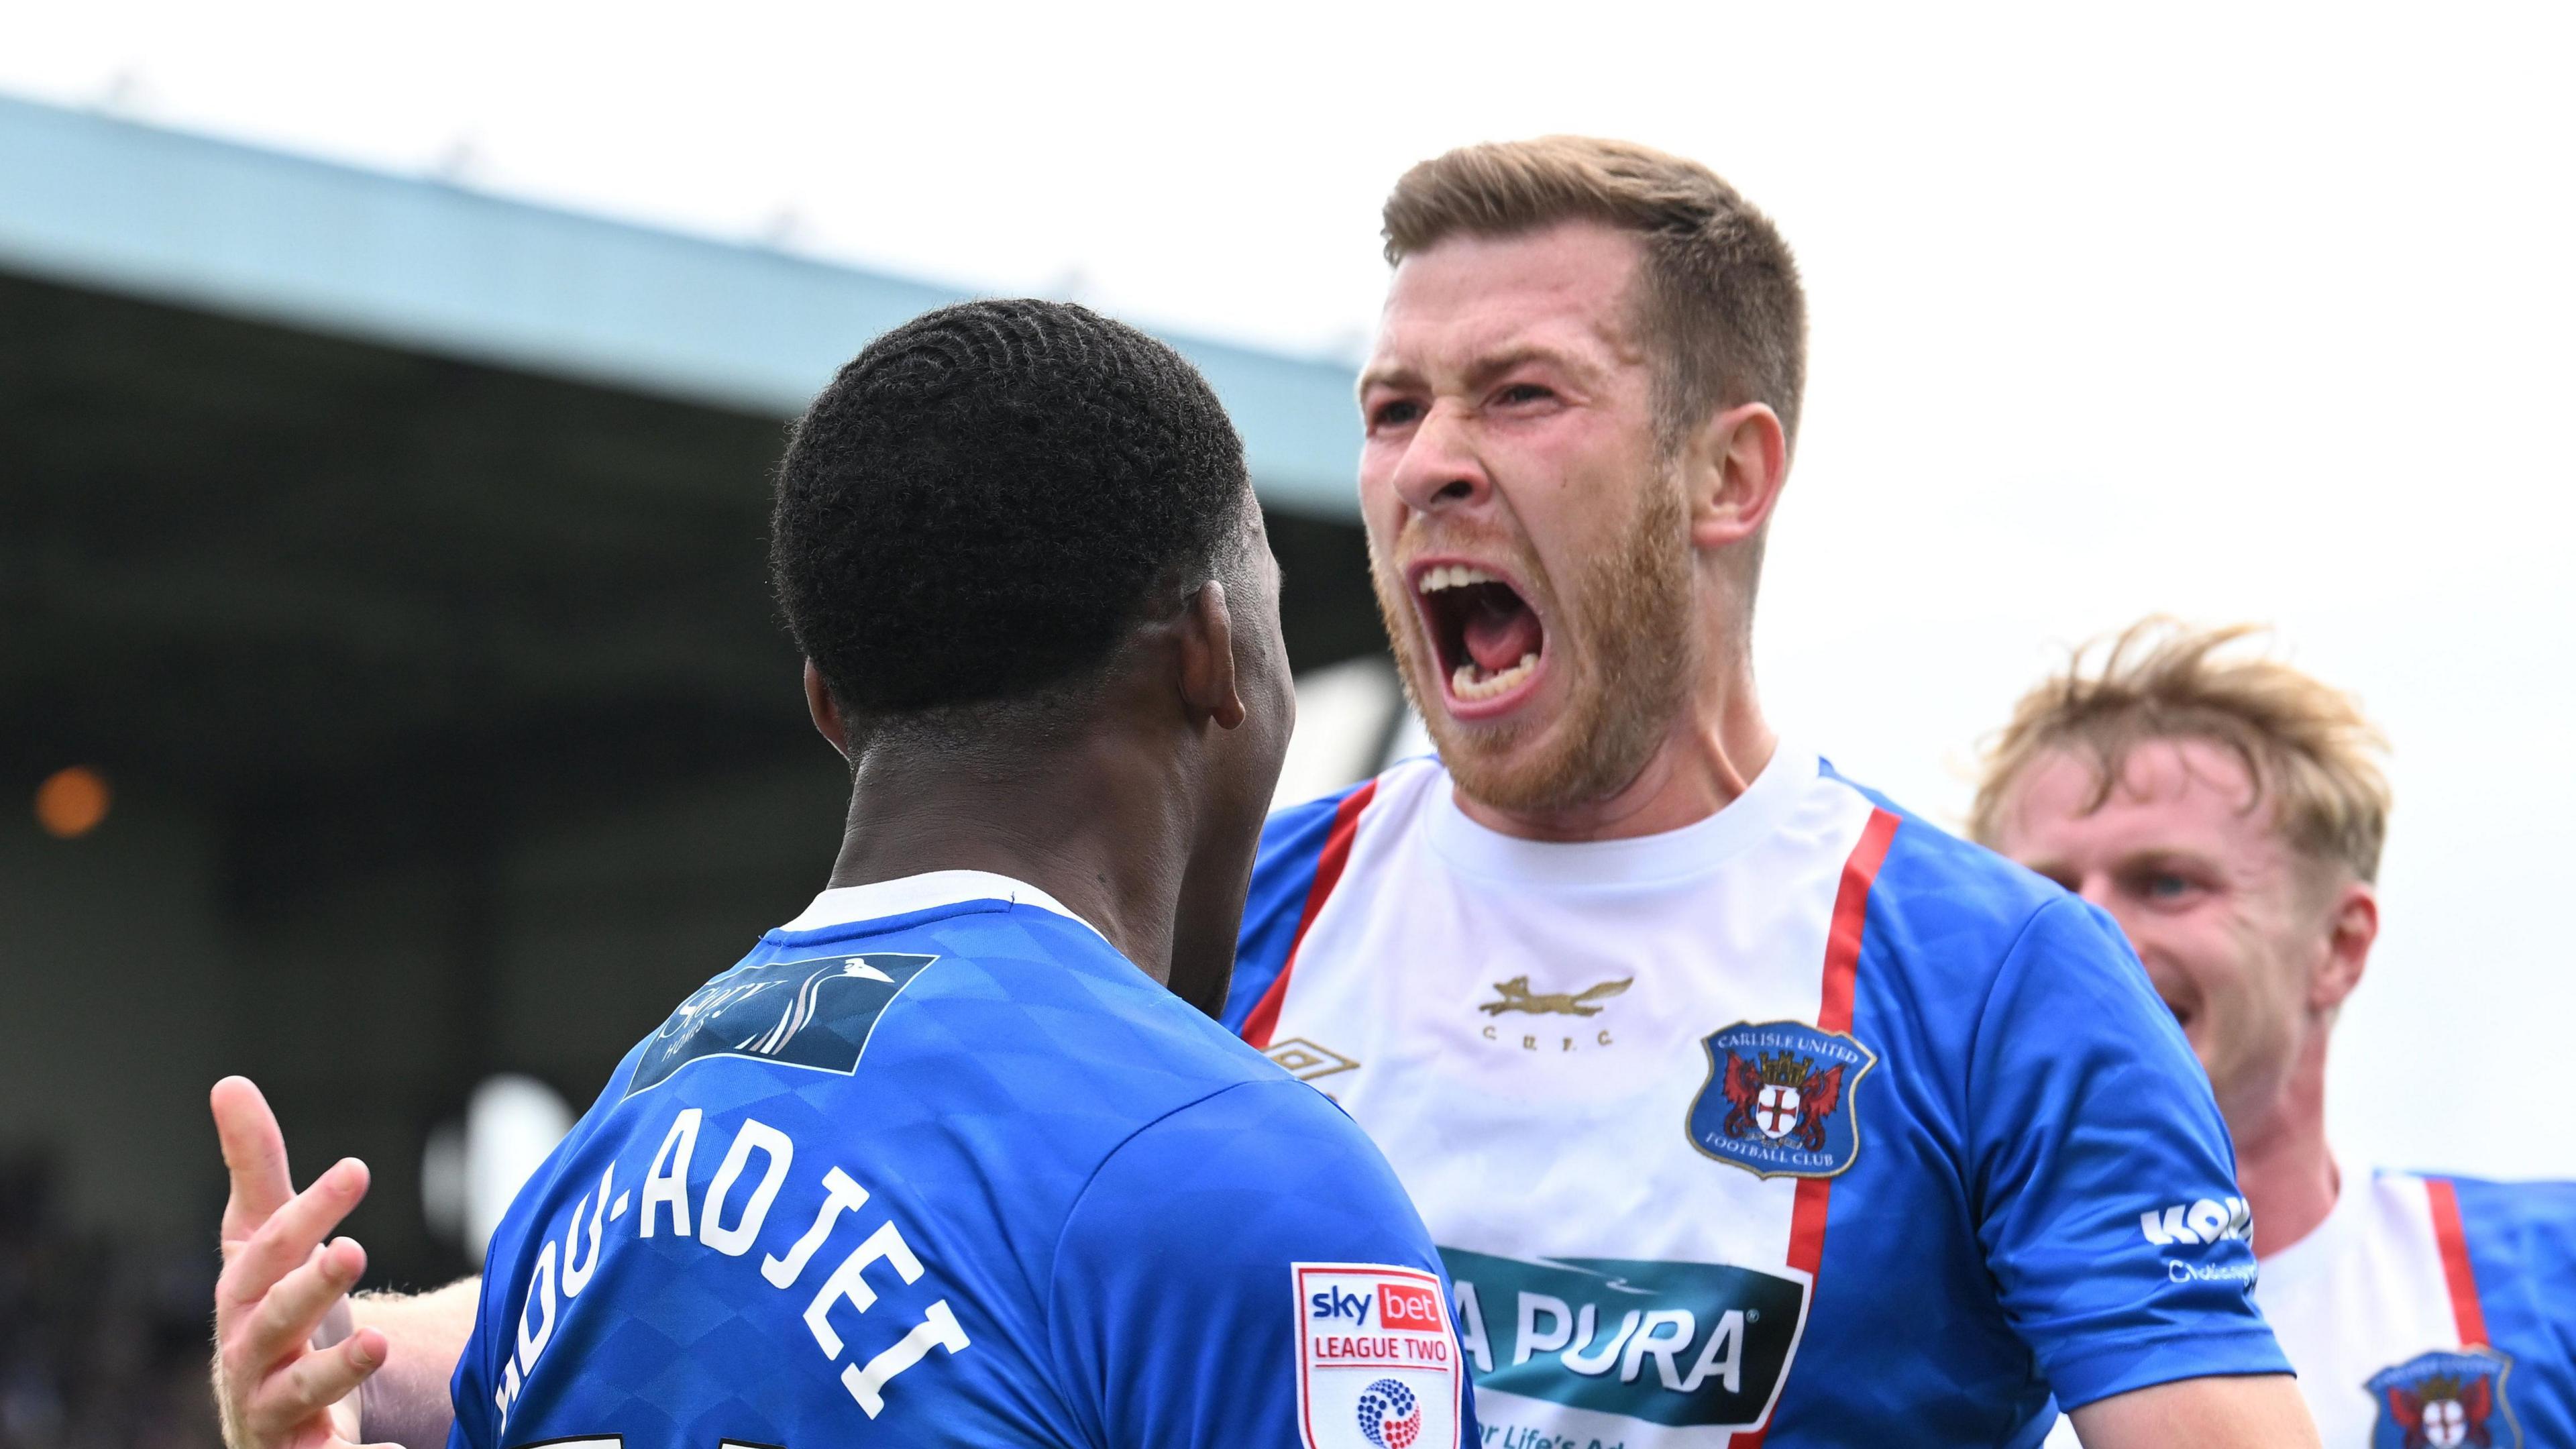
1225,749,2291,1447
449,870,1475,1449
2224,1166,2572,1446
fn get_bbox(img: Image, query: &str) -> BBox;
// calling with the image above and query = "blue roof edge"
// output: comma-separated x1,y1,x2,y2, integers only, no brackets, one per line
0,93,1362,519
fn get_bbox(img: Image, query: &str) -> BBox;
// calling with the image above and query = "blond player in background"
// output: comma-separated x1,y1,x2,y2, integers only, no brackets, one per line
1979,620,2574,1447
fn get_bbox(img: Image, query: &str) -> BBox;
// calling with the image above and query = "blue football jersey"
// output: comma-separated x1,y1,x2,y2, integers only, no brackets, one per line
1224,750,2289,1446
450,871,1477,1449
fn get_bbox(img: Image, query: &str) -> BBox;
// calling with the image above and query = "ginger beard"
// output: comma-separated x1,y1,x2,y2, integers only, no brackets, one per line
1372,468,1698,816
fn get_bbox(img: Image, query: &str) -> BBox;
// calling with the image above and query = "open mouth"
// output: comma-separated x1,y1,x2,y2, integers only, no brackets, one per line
1413,562,1548,710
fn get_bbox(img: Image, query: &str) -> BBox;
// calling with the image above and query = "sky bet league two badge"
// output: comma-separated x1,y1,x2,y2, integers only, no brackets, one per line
2369,1349,2519,1448
1686,1020,1878,1179
1292,1263,1463,1449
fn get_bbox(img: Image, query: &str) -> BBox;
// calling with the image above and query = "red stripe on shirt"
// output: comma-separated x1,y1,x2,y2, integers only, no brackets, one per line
1238,780,1377,1050
2426,1177,2491,1348
1734,806,1900,1447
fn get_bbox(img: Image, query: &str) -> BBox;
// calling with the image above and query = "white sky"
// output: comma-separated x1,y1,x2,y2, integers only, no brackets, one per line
7,1,2571,1177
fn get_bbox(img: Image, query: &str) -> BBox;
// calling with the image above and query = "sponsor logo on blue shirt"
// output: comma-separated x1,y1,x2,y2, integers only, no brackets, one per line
627,952,938,1096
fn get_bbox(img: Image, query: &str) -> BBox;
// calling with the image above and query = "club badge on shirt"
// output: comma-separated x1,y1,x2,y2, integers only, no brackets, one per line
2367,1348,2519,1449
1684,1020,1878,1180
1292,1263,1464,1449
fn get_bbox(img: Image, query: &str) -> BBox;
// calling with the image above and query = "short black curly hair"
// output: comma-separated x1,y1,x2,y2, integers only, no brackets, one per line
771,299,1250,719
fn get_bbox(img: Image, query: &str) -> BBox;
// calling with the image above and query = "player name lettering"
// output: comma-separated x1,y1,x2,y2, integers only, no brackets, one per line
492,1107,972,1437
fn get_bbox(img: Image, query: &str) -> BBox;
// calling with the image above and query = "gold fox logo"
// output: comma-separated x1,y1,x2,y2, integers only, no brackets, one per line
1479,975,1633,1017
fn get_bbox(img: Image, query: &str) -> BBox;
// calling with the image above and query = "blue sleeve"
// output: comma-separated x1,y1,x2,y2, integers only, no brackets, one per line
1046,1079,1479,1449
444,1217,523,1449
2453,1177,2576,1442
1224,786,1364,1033
1968,897,2291,1408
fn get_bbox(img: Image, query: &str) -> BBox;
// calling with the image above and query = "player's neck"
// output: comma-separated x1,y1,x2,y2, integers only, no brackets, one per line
2231,1030,2340,1258
822,728,1191,987
1458,651,1777,843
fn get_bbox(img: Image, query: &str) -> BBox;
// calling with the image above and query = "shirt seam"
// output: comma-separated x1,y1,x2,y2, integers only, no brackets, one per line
1960,894,2068,1218
1037,1077,1295,1438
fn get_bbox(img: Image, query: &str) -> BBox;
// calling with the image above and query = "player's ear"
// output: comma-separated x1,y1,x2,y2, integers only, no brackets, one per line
1687,400,1790,552
2313,879,2376,1010
1175,580,1247,731
803,659,853,760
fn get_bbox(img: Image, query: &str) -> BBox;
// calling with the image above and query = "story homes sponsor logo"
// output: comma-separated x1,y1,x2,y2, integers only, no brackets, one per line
1440,1248,1809,1434
626,953,938,1097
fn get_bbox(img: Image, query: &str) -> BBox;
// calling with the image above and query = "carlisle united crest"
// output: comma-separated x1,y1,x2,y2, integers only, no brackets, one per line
2368,1349,2519,1449
1686,1021,1877,1179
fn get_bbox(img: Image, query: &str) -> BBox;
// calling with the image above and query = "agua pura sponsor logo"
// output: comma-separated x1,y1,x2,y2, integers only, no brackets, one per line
1440,1248,1808,1433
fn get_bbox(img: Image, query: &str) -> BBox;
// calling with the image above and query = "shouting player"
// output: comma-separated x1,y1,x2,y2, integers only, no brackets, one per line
208,301,1476,1449
1974,619,2576,1447
1222,138,2315,1446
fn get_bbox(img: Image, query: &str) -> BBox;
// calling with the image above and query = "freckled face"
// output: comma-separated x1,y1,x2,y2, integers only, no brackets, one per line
1989,741,2329,1133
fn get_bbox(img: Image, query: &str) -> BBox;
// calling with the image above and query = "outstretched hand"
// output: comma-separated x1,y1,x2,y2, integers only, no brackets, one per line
210,1075,389,1449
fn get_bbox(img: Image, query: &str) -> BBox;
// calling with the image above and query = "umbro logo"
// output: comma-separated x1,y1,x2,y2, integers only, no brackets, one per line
1266,1037,1362,1084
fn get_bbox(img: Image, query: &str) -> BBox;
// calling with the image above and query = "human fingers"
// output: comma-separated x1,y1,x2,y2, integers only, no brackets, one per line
219,1157,369,1322
213,1076,294,1250
242,1327,385,1448
238,1236,367,1379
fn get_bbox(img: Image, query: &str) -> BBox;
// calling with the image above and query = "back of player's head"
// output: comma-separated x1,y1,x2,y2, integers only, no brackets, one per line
771,299,1250,723
1382,136,1806,453
1970,618,2393,883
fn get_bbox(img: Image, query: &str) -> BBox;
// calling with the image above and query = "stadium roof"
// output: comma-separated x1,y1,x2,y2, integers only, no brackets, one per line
0,93,1363,518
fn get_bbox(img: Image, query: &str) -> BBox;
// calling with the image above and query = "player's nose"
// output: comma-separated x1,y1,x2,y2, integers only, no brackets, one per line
1387,403,1494,516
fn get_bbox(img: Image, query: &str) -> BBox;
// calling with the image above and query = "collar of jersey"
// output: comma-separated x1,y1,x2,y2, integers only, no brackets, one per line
2250,1150,2363,1283
1426,739,1818,887
776,869,1109,943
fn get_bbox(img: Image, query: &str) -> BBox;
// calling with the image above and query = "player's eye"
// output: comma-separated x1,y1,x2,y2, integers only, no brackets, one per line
2140,871,2198,902
1368,398,1424,431
1494,382,1553,407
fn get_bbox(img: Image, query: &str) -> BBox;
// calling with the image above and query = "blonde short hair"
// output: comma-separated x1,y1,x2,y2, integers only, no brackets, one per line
1969,619,2392,883
1383,136,1806,451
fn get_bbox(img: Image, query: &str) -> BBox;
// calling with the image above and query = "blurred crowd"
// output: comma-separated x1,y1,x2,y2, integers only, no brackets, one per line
0,1157,218,1449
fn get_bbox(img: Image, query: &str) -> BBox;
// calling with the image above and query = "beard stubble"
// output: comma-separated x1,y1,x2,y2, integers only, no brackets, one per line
1371,472,1699,817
